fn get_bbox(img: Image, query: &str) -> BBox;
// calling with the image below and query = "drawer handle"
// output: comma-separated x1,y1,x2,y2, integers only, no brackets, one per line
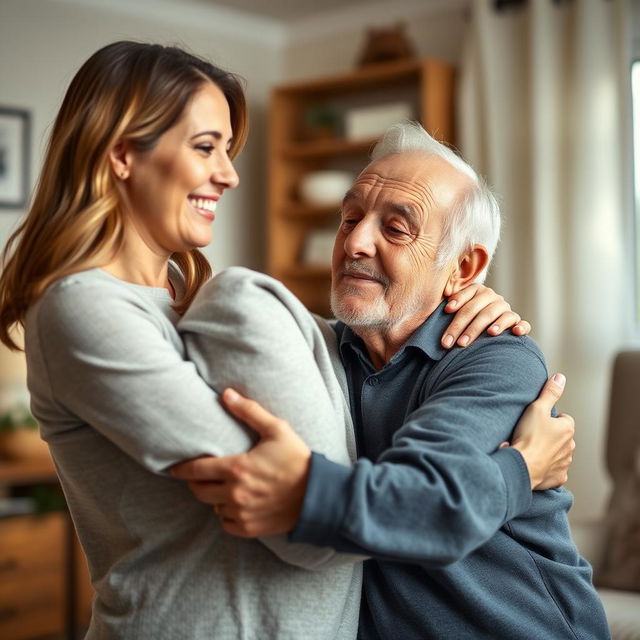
0,607,17,621
0,559,18,572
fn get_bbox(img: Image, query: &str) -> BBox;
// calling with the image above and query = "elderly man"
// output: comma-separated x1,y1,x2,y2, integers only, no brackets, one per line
173,123,608,639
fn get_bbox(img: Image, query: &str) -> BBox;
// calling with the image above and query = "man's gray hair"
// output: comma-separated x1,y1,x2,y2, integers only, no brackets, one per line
370,122,501,283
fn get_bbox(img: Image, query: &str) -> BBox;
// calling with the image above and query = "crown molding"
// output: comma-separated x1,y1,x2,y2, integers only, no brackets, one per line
50,0,287,47
285,0,470,45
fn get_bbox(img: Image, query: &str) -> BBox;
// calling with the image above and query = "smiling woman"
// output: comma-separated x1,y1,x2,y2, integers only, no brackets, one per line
107,81,239,264
0,41,247,332
0,41,371,640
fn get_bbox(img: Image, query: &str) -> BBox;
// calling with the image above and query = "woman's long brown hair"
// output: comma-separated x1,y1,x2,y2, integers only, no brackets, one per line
0,41,248,349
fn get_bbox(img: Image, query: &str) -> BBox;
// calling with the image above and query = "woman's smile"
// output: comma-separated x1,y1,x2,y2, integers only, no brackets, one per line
188,194,219,221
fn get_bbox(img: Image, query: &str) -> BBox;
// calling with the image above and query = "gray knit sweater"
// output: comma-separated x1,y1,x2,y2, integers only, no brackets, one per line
25,266,361,640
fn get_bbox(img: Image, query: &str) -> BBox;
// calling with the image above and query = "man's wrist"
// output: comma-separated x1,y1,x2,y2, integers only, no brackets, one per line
290,453,352,545
491,446,533,520
288,449,312,528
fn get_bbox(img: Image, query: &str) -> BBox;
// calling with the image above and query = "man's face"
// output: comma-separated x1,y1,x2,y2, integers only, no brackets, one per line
331,152,469,339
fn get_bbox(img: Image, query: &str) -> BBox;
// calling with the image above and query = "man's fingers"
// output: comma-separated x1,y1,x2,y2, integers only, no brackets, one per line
170,455,224,480
187,480,227,504
222,388,283,439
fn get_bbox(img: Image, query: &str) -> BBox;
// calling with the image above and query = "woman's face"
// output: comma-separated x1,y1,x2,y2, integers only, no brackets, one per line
122,81,239,254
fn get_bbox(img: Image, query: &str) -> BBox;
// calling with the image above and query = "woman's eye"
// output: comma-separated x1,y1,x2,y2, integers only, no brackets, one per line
196,144,214,155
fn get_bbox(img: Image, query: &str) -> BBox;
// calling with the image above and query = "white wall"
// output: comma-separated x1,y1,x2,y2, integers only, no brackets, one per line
0,0,285,273
284,1,468,79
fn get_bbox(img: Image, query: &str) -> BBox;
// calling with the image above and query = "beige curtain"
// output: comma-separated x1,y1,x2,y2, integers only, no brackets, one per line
458,0,629,523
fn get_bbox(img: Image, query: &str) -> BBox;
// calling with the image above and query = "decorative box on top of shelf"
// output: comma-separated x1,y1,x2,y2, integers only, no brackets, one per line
267,57,456,316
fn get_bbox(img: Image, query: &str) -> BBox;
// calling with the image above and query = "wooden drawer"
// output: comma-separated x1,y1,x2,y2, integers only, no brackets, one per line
0,570,64,639
0,514,66,639
0,513,64,574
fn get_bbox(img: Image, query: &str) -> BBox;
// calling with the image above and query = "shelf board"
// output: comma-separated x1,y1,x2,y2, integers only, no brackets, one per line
282,137,377,160
281,265,332,279
274,58,425,97
0,458,57,484
283,203,341,219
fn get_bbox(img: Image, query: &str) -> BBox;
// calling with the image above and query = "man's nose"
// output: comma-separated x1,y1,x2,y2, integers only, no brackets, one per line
344,219,377,258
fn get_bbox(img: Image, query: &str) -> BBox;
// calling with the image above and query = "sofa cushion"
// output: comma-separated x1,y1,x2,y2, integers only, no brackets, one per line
598,589,640,640
597,467,640,592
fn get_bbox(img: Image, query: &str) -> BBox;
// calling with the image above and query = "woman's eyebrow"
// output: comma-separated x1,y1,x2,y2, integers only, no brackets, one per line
190,130,222,140
190,130,234,148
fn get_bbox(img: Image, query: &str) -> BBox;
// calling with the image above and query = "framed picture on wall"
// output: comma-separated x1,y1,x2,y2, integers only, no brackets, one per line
0,107,30,209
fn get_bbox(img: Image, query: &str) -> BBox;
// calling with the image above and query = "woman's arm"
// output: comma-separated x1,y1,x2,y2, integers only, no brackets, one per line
29,272,254,471
30,267,361,570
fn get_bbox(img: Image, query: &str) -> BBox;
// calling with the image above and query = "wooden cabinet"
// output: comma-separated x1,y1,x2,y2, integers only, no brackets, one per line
0,514,65,639
0,460,93,640
267,58,456,315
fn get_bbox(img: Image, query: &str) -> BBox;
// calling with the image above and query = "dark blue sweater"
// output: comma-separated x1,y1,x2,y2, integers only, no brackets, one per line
291,302,610,639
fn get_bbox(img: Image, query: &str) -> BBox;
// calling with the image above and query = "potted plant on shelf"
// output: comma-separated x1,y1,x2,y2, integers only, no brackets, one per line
303,103,341,141
0,386,50,462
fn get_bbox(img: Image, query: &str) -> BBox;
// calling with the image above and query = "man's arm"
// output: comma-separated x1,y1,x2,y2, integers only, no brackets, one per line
172,346,574,564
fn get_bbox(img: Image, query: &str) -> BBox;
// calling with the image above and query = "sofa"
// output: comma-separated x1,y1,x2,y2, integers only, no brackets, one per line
571,351,640,640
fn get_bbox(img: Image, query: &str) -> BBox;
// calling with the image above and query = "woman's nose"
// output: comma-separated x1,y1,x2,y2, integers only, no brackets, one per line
212,154,239,190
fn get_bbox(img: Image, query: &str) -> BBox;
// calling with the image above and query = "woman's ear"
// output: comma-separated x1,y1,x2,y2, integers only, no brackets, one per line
443,245,490,296
109,140,132,180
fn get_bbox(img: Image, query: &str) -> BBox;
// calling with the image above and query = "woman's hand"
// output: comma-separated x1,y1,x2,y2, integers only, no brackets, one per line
506,374,576,490
442,284,531,348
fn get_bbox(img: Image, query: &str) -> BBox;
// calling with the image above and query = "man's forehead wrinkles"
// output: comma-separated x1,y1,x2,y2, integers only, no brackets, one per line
354,171,435,211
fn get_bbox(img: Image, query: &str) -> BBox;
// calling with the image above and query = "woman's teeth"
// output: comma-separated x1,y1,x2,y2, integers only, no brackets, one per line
189,197,217,212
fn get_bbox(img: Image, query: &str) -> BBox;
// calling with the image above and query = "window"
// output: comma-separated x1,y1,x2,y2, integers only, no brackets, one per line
632,60,640,323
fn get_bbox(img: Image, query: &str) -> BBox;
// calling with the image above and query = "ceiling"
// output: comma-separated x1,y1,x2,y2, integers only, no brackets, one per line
194,0,406,21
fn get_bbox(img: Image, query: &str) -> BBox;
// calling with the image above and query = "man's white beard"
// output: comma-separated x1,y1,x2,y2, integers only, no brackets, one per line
330,287,391,329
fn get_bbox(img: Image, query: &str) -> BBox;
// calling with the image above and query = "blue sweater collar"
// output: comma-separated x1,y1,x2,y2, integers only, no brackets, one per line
337,299,451,368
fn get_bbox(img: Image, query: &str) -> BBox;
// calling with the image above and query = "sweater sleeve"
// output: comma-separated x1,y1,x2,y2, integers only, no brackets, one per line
29,269,362,571
291,339,545,566
178,267,364,570
29,275,255,472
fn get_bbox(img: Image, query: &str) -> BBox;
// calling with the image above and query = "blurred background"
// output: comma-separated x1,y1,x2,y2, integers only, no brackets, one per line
0,0,638,638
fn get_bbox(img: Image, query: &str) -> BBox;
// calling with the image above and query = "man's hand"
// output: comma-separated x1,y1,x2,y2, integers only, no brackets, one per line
443,284,531,348
507,373,575,490
170,389,311,538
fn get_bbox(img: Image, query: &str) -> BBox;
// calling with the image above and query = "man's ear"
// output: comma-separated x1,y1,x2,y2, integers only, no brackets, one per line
443,245,490,296
108,140,133,180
